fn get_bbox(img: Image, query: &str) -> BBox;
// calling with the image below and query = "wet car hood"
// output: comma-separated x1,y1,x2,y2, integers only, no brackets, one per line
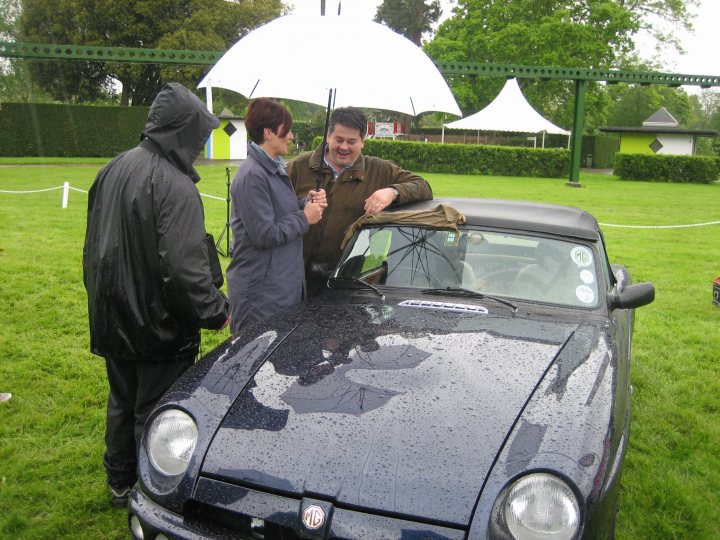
199,297,580,526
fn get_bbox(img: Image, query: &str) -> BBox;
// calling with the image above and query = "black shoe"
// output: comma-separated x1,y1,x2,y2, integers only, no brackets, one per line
110,485,131,508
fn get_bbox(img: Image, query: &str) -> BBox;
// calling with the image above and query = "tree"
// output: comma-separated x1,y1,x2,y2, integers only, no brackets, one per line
18,0,285,105
604,83,693,128
374,0,441,46
694,90,720,131
620,0,699,56
0,0,51,103
424,0,697,126
0,0,21,40
689,90,720,157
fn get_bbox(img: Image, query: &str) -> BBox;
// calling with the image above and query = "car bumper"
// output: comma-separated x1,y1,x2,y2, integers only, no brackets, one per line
128,488,240,540
129,477,466,540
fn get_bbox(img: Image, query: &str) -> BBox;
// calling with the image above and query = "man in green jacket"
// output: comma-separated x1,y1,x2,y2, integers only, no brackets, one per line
287,107,432,296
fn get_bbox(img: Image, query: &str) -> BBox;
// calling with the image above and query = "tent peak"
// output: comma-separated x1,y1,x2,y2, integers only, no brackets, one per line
444,78,570,136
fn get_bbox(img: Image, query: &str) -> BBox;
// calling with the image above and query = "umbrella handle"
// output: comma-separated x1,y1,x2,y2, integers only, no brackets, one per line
315,139,326,192
315,89,335,191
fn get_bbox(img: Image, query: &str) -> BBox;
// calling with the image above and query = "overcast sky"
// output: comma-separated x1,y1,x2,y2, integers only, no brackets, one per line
635,0,719,76
287,0,719,90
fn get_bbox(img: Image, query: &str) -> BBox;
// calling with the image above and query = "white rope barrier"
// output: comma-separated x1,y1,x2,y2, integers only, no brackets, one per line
2,184,718,229
0,186,64,193
599,220,720,229
0,182,225,208
199,193,226,201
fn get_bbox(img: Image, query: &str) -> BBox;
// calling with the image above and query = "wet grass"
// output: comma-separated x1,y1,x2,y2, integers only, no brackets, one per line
1,164,718,538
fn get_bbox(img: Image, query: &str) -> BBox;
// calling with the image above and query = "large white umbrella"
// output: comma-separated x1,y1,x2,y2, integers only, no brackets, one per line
198,14,461,118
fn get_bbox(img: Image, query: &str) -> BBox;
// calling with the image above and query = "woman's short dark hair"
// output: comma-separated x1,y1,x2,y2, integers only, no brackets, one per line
245,98,292,144
328,107,367,139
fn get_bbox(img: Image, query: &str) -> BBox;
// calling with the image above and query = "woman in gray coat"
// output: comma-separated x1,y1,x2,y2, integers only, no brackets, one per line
227,99,326,333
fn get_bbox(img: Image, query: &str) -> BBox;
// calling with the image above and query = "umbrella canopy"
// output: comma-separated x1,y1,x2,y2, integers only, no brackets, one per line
444,78,569,135
198,14,461,118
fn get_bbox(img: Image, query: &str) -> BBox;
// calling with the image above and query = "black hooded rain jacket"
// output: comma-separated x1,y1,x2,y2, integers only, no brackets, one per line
83,83,229,363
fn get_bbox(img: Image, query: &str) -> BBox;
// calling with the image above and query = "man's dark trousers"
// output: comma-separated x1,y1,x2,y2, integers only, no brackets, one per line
103,357,194,489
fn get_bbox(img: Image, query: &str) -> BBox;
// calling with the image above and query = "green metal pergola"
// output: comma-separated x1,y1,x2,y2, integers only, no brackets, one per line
434,61,720,185
0,41,225,65
2,40,719,185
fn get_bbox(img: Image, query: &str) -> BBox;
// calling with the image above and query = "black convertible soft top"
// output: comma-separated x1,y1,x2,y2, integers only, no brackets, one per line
391,198,601,241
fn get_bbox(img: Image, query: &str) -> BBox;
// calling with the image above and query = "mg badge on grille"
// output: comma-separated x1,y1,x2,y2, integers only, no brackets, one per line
302,504,325,530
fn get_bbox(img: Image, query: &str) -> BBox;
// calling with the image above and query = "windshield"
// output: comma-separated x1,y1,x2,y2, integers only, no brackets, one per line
334,225,601,308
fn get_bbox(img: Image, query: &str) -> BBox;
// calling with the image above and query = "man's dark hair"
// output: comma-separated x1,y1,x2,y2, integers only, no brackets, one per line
245,98,292,144
328,107,367,139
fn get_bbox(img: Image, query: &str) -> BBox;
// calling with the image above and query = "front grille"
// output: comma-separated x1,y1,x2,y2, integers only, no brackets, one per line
185,501,301,539
188,476,466,540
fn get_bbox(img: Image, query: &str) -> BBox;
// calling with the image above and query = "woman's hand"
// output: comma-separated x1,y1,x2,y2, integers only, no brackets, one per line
304,202,326,224
307,189,327,205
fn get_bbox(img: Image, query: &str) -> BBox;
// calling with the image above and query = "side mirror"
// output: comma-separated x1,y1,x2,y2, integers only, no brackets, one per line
335,255,365,279
608,282,655,310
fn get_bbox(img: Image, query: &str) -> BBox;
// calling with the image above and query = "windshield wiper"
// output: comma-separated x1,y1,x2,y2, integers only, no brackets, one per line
328,276,385,299
421,287,518,312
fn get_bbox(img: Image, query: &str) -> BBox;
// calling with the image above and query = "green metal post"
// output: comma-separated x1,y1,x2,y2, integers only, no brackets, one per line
567,78,586,187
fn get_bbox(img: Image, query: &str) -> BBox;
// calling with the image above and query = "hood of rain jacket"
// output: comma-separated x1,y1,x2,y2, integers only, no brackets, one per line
83,83,228,362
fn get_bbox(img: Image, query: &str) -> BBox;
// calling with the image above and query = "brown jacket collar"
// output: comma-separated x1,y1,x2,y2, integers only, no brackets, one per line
308,144,366,181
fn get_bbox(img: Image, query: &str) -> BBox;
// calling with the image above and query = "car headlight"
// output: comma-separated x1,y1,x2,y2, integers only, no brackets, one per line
504,473,580,540
146,409,198,477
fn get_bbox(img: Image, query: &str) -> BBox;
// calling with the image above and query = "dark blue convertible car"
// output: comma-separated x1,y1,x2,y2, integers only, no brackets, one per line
128,198,654,540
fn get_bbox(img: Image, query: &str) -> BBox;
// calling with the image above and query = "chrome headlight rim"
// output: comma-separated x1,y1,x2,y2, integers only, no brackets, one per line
146,408,199,478
501,471,582,540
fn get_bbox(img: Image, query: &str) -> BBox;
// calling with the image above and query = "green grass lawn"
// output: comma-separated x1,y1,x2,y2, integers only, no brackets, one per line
1,164,718,539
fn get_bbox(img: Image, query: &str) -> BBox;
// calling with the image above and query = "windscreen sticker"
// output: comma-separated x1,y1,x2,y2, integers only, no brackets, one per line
571,246,593,267
575,285,595,304
580,270,595,284
444,231,460,247
467,232,485,245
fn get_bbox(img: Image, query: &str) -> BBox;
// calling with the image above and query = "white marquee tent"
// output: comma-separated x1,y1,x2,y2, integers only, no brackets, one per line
443,78,570,148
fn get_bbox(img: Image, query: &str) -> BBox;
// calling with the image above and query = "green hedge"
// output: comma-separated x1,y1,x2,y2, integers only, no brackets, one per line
614,153,720,183
0,103,149,157
290,120,324,151
309,137,568,177
411,127,569,147
365,139,568,178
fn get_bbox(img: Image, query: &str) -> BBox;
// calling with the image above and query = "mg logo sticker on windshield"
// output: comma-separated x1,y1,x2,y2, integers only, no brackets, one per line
571,246,593,267
302,505,325,530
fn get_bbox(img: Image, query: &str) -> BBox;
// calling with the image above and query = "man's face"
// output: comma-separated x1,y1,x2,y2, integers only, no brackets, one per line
325,123,364,170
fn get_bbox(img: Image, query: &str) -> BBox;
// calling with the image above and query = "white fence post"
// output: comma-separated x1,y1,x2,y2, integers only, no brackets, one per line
62,182,70,208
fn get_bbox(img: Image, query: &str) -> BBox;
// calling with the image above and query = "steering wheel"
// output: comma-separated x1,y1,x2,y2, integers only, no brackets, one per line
514,264,553,300
388,265,442,288
482,268,520,288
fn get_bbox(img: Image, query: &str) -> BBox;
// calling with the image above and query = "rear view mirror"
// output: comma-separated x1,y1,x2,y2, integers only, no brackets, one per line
608,282,655,310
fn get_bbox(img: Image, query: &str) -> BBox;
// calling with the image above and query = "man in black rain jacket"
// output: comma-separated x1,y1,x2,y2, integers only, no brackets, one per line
83,83,230,507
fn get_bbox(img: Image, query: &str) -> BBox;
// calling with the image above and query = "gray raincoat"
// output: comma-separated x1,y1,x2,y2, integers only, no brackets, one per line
226,144,309,333
83,83,229,363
